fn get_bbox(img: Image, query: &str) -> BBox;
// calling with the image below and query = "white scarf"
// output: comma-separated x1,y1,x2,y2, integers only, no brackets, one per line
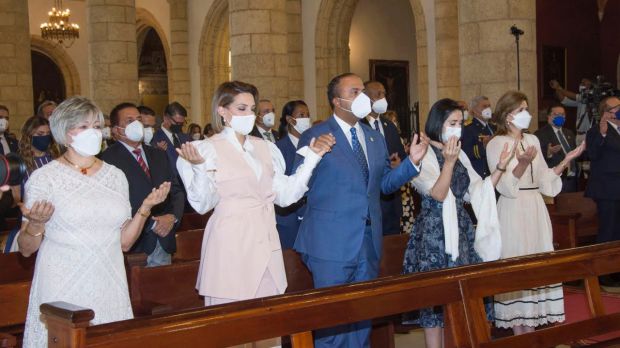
411,147,501,262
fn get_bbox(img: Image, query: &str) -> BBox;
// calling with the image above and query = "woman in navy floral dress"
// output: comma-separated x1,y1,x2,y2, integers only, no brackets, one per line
403,98,513,348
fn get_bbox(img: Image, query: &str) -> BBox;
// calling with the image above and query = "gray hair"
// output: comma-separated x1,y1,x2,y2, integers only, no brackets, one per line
36,100,57,117
50,96,104,145
469,95,489,110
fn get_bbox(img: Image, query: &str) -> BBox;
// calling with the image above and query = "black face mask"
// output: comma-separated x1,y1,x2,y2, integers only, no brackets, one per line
32,135,52,152
169,123,183,134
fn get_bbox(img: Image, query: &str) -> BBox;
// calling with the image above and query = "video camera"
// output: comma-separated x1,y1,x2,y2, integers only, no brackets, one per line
0,153,27,187
579,75,620,121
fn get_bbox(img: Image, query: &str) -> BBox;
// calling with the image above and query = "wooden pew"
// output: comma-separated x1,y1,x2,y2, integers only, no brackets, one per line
0,252,35,283
38,242,620,348
550,191,598,249
177,212,210,232
172,228,203,261
0,280,30,342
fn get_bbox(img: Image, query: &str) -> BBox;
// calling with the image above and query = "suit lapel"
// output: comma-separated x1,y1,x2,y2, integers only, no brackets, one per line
327,117,365,184
362,125,377,191
119,144,152,183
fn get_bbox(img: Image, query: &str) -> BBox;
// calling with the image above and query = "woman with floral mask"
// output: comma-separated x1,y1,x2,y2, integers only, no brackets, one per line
274,100,311,249
487,91,585,336
403,98,513,348
18,97,171,348
176,82,335,343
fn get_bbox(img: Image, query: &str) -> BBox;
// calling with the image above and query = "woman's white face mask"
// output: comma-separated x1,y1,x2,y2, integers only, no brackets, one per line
511,110,532,130
69,128,103,156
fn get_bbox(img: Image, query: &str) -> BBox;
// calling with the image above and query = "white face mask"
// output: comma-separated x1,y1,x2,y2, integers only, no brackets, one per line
371,98,388,114
293,117,311,134
121,120,144,142
441,126,462,143
481,107,493,120
70,128,103,157
0,118,8,133
339,93,372,119
463,110,469,121
192,133,201,140
143,127,154,144
230,115,256,135
511,110,532,130
262,112,275,128
101,127,111,139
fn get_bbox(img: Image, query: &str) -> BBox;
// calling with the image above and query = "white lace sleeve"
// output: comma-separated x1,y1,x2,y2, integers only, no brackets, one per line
177,140,219,214
269,141,321,207
111,167,132,220
23,169,54,221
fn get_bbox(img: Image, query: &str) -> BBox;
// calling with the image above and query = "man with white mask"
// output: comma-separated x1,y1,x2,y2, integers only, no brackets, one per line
102,102,185,267
362,80,408,235
462,96,496,178
137,105,157,146
0,105,18,155
250,99,279,142
293,73,430,348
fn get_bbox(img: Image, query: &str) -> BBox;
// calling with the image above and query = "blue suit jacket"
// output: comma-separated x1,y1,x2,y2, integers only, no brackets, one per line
275,134,305,249
293,116,419,262
462,119,495,178
150,128,190,170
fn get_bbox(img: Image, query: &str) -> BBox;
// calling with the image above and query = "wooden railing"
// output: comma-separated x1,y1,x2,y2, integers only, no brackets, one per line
36,242,620,348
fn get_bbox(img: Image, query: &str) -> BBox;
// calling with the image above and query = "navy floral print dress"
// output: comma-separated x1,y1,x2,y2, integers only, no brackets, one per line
403,146,490,328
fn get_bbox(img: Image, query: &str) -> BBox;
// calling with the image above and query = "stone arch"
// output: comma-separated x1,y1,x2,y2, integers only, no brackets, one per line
30,35,81,97
314,0,427,119
198,0,230,124
136,7,172,93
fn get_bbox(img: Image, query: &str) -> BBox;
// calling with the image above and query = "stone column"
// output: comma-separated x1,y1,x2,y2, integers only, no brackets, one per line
0,0,34,129
435,0,461,100
87,0,139,115
286,0,303,100
458,0,538,125
168,0,192,115
230,0,289,111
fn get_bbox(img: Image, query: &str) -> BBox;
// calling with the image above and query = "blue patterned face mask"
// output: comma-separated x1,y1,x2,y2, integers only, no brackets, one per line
615,109,620,120
552,115,565,127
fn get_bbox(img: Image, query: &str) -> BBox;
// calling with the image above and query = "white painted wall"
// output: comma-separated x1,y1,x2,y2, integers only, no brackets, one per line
349,0,418,104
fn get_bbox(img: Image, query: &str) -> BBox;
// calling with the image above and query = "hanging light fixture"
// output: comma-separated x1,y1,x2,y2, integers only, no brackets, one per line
40,0,80,48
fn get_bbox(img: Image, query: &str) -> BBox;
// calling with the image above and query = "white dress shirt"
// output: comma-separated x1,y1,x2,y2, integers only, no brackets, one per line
365,115,385,136
177,127,321,214
334,114,368,162
288,133,299,148
257,125,276,143
161,126,175,144
119,141,149,167
0,133,10,154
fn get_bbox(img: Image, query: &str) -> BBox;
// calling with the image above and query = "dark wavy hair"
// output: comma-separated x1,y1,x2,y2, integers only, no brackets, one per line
19,116,60,172
425,98,463,142
278,100,308,135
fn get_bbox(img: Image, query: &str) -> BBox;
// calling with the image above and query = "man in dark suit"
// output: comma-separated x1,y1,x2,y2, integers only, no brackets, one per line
0,105,18,155
150,101,190,167
102,102,186,267
586,96,620,245
361,80,407,235
294,73,428,348
250,99,279,142
534,103,578,192
461,96,495,178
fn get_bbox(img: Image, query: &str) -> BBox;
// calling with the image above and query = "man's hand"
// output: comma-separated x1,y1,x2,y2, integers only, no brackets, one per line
152,214,176,237
309,133,336,156
547,143,562,158
156,140,168,151
549,80,562,90
408,133,430,166
389,153,401,169
479,135,491,148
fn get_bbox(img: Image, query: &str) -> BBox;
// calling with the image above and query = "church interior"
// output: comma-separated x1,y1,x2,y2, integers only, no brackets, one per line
1,0,620,347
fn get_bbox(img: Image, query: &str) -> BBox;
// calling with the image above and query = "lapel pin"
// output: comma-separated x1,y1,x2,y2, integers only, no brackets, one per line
370,137,374,142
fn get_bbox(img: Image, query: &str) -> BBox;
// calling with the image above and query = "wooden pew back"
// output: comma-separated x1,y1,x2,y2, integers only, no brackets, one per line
0,280,30,328
172,228,203,262
0,252,35,283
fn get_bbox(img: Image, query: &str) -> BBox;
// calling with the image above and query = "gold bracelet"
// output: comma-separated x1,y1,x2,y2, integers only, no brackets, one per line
138,206,151,218
25,228,44,237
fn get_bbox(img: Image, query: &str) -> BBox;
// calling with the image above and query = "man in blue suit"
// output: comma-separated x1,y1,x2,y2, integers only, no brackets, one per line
294,73,429,347
150,101,190,167
360,80,408,235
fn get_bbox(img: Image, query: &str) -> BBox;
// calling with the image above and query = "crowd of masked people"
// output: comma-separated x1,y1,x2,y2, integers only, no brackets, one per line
1,72,619,348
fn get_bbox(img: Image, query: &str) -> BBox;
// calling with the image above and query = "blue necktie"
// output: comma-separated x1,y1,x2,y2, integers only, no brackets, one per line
374,119,380,132
350,127,369,185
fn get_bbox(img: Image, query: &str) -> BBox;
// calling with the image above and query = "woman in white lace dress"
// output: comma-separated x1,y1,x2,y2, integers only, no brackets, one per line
18,97,170,348
486,91,585,335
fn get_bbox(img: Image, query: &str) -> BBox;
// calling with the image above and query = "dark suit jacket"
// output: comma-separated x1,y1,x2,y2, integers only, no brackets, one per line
534,124,576,169
149,128,190,169
0,134,18,154
360,116,407,235
101,142,186,254
250,126,279,142
462,118,495,178
585,123,620,201
293,116,419,261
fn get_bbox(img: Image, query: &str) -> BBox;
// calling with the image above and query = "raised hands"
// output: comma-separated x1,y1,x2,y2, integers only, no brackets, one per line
20,200,55,225
309,133,336,157
177,143,205,165
408,133,430,165
142,182,171,210
498,139,518,170
441,136,461,164
565,141,586,162
516,144,537,166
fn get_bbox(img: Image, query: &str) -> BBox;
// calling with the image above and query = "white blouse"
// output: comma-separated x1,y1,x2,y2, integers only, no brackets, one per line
177,127,321,214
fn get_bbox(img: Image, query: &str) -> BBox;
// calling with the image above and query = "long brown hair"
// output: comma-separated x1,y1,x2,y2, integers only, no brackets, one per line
211,81,259,133
19,116,60,172
493,90,529,136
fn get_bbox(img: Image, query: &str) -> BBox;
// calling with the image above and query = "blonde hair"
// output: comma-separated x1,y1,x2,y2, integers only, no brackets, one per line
50,96,104,145
493,91,528,135
211,81,259,133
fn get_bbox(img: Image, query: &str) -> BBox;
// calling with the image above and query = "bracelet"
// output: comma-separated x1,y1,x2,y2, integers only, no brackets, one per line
25,227,44,237
138,206,151,218
496,164,507,172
